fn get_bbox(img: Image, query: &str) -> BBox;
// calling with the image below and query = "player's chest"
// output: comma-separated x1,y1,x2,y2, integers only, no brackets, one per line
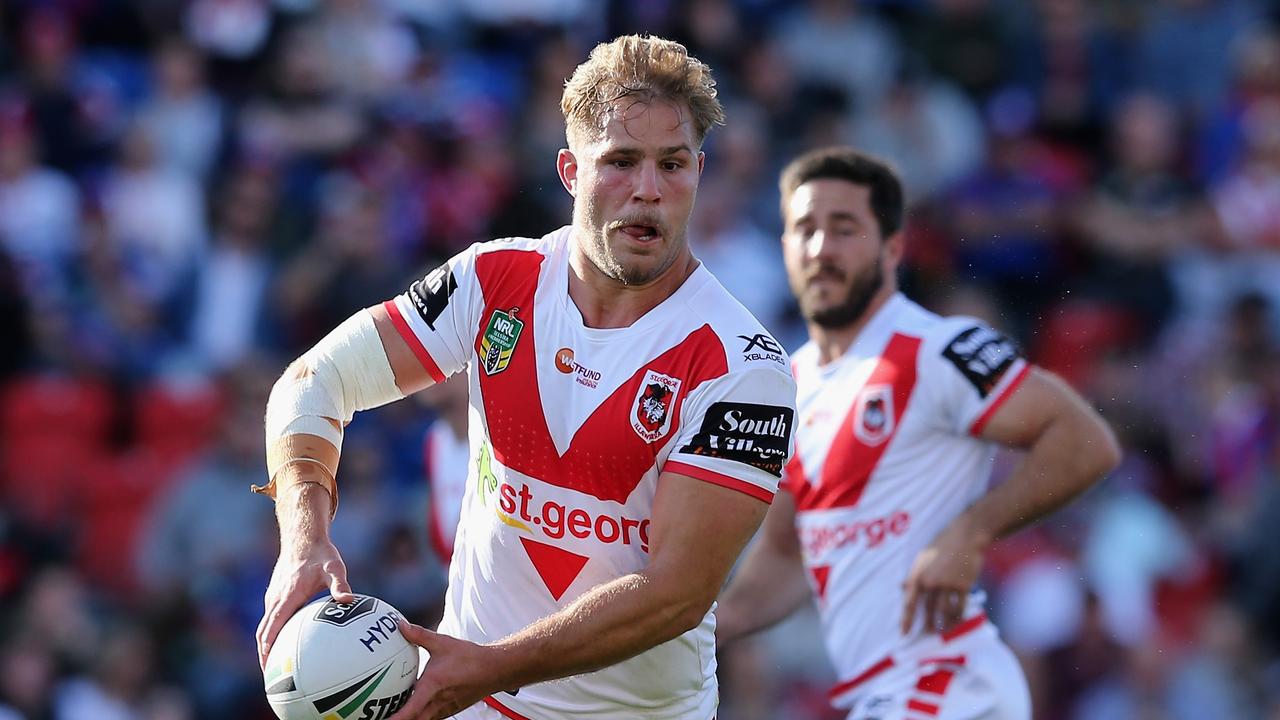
793,334,924,474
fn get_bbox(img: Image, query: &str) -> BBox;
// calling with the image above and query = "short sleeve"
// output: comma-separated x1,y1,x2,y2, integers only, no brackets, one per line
383,245,482,383
932,321,1031,436
663,366,797,503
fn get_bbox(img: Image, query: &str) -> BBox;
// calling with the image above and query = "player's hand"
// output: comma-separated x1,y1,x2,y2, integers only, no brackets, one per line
388,620,503,720
900,518,988,636
256,537,355,670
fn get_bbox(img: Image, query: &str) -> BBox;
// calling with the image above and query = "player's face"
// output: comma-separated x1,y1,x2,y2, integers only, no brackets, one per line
782,179,899,328
561,99,704,286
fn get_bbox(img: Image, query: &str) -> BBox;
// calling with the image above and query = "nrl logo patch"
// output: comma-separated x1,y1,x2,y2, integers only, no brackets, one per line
631,370,682,443
480,307,524,375
853,384,894,446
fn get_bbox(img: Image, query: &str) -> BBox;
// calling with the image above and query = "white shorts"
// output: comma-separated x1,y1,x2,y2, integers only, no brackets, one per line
842,624,1030,720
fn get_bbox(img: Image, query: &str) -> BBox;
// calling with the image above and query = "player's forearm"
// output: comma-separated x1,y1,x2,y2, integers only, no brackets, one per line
716,543,811,644
484,570,711,692
275,476,336,550
961,411,1120,546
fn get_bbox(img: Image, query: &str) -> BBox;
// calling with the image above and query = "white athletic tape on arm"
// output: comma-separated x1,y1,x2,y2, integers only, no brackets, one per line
263,308,405,485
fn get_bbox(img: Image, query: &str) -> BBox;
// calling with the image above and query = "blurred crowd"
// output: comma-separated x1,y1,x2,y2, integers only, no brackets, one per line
0,0,1279,718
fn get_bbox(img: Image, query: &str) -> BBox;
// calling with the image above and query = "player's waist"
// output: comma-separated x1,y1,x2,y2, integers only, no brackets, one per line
826,611,991,709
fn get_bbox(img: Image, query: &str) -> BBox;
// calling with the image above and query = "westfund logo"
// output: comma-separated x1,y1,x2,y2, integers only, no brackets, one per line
678,402,794,477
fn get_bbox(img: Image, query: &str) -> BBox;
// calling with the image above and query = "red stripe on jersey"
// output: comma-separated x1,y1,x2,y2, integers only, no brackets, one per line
793,333,921,511
483,697,533,720
919,655,967,667
968,363,1030,436
915,668,955,696
940,612,987,642
663,460,774,503
828,656,895,700
906,698,940,715
383,300,446,383
473,250,729,504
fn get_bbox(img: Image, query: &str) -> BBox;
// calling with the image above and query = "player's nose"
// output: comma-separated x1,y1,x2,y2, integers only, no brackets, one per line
631,161,661,204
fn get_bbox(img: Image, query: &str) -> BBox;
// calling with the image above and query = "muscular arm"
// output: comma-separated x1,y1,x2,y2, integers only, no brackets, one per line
256,303,439,666
390,473,770,719
963,368,1121,543
715,492,812,645
901,368,1121,634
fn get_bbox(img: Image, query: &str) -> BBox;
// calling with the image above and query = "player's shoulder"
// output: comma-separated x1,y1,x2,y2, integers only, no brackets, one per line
914,309,1025,398
469,226,569,259
683,268,793,378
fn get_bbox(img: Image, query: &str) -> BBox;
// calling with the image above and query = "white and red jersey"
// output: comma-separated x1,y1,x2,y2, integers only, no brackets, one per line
385,226,796,719
782,293,1029,709
423,421,469,567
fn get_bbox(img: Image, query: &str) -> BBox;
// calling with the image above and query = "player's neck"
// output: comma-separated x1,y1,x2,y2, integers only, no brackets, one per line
567,245,698,329
809,285,898,365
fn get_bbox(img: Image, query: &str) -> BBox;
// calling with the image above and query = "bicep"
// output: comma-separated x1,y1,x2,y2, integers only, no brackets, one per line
646,471,771,602
370,302,438,396
976,368,1083,448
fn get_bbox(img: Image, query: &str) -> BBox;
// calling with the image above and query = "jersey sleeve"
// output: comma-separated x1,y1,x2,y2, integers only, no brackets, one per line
929,320,1032,436
663,366,797,503
383,244,482,383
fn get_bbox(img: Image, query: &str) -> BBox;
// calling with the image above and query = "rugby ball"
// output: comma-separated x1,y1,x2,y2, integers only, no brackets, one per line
263,595,420,720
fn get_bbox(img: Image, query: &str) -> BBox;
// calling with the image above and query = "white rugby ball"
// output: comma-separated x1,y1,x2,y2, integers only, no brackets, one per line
263,594,420,720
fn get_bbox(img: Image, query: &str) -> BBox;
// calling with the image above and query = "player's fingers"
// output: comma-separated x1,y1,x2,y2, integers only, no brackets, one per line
900,579,921,635
923,588,943,633
940,590,965,633
323,559,355,603
385,677,432,720
397,619,439,650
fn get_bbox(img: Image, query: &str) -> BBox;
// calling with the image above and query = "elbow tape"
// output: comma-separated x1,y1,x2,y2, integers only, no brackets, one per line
262,308,405,499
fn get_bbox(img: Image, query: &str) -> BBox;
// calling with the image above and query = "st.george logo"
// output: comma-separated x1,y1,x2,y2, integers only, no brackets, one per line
631,370,682,442
853,384,894,445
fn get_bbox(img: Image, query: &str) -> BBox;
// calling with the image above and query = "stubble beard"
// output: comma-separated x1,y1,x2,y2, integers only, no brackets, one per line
578,198,684,287
805,255,885,329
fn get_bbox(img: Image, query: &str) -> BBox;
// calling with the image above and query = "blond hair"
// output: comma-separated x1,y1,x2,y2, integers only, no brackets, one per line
561,35,725,147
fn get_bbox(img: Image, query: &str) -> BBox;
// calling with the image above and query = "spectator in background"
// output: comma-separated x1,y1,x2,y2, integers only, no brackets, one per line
1076,93,1222,337
136,362,277,603
1208,98,1280,314
850,58,986,201
945,89,1071,334
0,100,81,302
135,38,225,180
99,119,207,308
238,23,364,164
777,0,900,114
187,165,277,371
0,632,56,720
314,0,419,102
910,0,1011,103
1137,0,1263,120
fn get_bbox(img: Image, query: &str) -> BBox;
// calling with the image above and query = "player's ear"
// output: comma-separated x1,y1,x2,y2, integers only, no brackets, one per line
557,148,578,197
696,150,705,176
884,230,905,270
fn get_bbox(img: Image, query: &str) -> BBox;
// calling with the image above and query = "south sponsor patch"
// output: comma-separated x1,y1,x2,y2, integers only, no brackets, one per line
407,262,457,331
941,325,1020,397
678,402,794,476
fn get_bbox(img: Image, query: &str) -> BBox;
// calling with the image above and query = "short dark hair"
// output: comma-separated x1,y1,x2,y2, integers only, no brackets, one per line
779,147,905,238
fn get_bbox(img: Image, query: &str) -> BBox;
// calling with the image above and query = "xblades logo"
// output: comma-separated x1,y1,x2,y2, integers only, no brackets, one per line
739,333,783,354
738,333,786,366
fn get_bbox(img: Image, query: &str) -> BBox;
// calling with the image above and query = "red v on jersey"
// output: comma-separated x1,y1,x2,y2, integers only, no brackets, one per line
474,250,729,504
790,333,922,510
519,537,589,601
810,565,832,600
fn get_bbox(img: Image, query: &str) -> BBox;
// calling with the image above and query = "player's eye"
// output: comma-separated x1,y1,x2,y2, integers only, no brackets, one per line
611,159,633,169
661,161,682,171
